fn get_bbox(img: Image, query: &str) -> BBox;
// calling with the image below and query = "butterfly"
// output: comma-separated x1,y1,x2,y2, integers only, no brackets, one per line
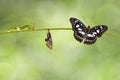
45,29,53,50
69,17,108,45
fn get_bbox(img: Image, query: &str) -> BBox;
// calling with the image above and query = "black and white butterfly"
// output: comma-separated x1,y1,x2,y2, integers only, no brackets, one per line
70,17,108,45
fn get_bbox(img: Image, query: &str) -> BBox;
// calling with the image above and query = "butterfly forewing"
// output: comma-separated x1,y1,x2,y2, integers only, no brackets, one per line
89,25,108,37
70,17,87,32
70,17,87,42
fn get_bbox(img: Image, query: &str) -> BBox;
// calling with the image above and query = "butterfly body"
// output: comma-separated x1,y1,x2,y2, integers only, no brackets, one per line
70,17,108,45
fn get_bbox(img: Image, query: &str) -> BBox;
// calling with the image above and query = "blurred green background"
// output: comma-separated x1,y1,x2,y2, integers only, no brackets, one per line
0,0,120,80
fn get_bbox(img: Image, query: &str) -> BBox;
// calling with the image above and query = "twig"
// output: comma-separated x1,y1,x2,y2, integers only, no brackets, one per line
0,28,72,35
0,27,120,39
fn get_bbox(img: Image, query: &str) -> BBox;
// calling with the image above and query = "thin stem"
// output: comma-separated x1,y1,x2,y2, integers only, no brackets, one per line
0,28,72,35
35,28,72,31
0,27,120,39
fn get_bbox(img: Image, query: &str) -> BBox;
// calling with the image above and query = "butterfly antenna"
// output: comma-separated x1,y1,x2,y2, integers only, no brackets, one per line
82,16,89,26
89,15,94,26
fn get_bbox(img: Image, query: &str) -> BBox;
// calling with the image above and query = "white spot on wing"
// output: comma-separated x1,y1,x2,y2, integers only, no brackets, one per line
76,24,79,28
97,30,100,33
75,20,78,23
79,31,85,35
78,28,82,31
92,32,97,36
100,26,103,29
87,34,94,37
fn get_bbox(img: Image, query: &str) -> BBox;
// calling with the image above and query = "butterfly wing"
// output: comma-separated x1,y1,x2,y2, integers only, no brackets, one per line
84,33,97,45
70,17,87,31
84,25,108,45
90,25,108,37
70,17,87,42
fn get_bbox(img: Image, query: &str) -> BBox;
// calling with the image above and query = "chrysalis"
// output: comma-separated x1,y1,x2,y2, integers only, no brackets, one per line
45,29,53,50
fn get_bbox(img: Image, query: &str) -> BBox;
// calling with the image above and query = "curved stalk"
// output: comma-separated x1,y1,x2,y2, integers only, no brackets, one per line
0,27,119,38
0,28,72,34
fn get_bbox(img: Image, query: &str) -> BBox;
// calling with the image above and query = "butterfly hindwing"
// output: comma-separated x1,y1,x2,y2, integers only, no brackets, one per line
84,33,97,44
73,31,84,42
